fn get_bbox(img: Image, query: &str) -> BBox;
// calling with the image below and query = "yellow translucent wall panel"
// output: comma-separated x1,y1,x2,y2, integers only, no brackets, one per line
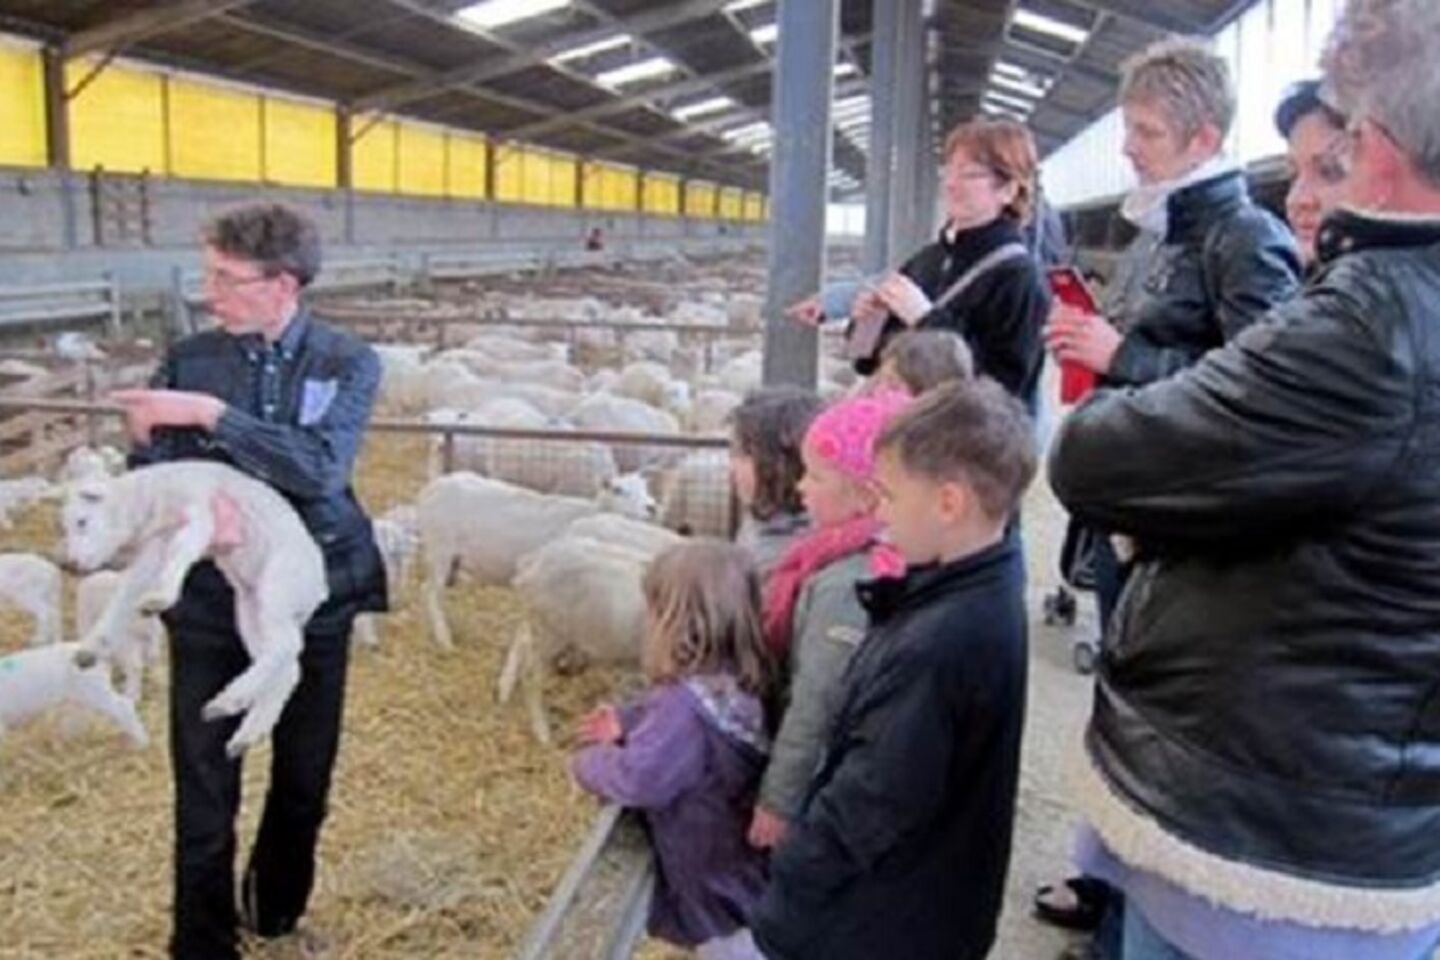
447,132,486,198
169,77,262,181
643,174,682,215
522,149,550,205
0,44,46,167
353,119,398,193
397,122,446,196
685,181,717,218
580,161,604,209
262,98,335,188
743,192,764,221
67,62,167,174
718,187,744,219
604,165,637,210
549,153,577,207
494,143,524,202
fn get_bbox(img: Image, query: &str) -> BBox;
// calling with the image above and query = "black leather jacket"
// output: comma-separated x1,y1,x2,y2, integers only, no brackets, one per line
1050,210,1440,917
1103,169,1301,387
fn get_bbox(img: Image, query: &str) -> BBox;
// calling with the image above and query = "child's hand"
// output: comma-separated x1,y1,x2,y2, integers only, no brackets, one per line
747,806,789,849
786,294,826,327
576,705,623,746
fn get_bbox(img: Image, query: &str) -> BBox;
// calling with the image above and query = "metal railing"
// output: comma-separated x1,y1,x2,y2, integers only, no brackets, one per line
0,277,121,337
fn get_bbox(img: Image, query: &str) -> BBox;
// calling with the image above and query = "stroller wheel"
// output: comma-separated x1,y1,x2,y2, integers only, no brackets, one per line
1072,638,1099,675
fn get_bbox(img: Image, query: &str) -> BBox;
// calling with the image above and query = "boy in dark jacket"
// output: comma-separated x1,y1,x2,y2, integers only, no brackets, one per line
751,378,1035,960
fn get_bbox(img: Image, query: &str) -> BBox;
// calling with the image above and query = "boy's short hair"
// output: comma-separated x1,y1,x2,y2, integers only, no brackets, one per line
880,330,975,394
877,378,1037,520
202,202,322,287
729,386,823,521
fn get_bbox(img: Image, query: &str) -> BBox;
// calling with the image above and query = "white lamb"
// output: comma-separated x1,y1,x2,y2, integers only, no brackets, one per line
415,472,654,650
0,642,148,748
424,400,550,479
75,569,165,702
458,357,586,393
658,449,735,538
0,552,63,647
62,462,328,758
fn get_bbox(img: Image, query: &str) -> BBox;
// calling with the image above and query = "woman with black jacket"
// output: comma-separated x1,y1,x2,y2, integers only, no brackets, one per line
791,119,1048,408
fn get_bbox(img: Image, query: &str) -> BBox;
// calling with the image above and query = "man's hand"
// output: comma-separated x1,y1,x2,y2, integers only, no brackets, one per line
111,390,225,445
748,805,790,849
1044,303,1122,375
576,705,623,746
872,273,933,326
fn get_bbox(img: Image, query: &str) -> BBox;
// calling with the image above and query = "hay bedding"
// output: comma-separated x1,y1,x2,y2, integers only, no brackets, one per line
0,435,670,959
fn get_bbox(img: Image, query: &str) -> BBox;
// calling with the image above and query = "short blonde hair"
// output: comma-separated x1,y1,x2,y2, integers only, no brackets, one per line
641,540,773,695
1120,38,1236,142
879,330,975,394
943,119,1039,223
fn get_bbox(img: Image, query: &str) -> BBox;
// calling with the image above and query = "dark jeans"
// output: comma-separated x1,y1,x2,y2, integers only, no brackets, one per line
167,617,351,960
1092,533,1129,637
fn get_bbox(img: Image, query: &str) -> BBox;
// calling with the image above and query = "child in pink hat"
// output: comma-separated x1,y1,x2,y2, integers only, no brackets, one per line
748,389,912,850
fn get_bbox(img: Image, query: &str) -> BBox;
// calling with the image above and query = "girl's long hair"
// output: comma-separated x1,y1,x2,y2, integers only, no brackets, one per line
642,539,774,696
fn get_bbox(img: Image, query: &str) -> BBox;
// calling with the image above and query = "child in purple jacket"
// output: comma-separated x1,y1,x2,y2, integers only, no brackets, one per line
572,540,775,960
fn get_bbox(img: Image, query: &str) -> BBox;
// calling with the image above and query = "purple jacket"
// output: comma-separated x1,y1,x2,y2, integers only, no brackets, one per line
572,675,770,946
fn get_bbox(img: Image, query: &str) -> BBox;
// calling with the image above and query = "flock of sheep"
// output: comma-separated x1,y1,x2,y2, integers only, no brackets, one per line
0,284,857,754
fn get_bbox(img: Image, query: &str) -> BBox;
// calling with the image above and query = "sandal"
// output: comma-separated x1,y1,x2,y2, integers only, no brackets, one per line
1033,876,1111,932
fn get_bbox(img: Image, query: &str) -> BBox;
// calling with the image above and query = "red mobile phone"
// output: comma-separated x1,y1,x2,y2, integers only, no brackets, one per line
1046,267,1100,404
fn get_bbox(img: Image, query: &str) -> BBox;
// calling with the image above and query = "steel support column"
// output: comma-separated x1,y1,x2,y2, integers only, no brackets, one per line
887,0,926,260
862,0,899,273
761,0,839,389
42,46,77,250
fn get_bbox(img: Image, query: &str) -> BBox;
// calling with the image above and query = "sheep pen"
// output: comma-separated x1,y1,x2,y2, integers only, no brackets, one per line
0,432,686,960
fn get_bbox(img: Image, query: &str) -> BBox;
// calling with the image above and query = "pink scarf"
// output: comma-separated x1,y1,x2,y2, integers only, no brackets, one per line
762,514,905,657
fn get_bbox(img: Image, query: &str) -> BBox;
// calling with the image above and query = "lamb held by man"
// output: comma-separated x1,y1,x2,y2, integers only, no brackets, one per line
62,461,328,758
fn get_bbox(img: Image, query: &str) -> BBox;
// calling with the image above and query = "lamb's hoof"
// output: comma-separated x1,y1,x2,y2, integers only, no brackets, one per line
72,649,98,669
137,591,175,616
224,738,251,759
200,698,235,722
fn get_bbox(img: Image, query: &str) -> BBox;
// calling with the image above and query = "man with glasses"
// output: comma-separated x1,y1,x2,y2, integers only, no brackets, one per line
1051,1,1440,956
116,202,386,960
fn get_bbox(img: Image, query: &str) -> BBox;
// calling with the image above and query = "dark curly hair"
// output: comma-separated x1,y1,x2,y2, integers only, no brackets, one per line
202,202,321,287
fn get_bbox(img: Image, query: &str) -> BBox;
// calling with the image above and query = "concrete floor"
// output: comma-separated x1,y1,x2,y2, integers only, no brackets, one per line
989,471,1099,960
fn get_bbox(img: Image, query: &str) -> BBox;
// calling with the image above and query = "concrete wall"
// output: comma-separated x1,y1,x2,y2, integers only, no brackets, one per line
0,166,768,290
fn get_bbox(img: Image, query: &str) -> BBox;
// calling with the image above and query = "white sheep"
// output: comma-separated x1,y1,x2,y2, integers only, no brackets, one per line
0,642,148,748
621,329,680,365
686,389,741,434
456,356,586,393
460,334,567,363
501,535,659,743
658,449,735,538
564,513,682,557
424,400,550,479
75,569,164,702
717,350,763,395
62,462,328,758
0,552,63,647
613,361,678,409
415,472,654,650
374,345,431,414
568,393,681,473
55,331,106,362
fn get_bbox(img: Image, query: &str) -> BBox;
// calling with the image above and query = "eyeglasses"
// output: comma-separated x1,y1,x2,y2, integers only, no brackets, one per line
203,269,277,292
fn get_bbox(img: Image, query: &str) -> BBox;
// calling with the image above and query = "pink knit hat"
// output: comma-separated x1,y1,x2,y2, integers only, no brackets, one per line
804,389,914,480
